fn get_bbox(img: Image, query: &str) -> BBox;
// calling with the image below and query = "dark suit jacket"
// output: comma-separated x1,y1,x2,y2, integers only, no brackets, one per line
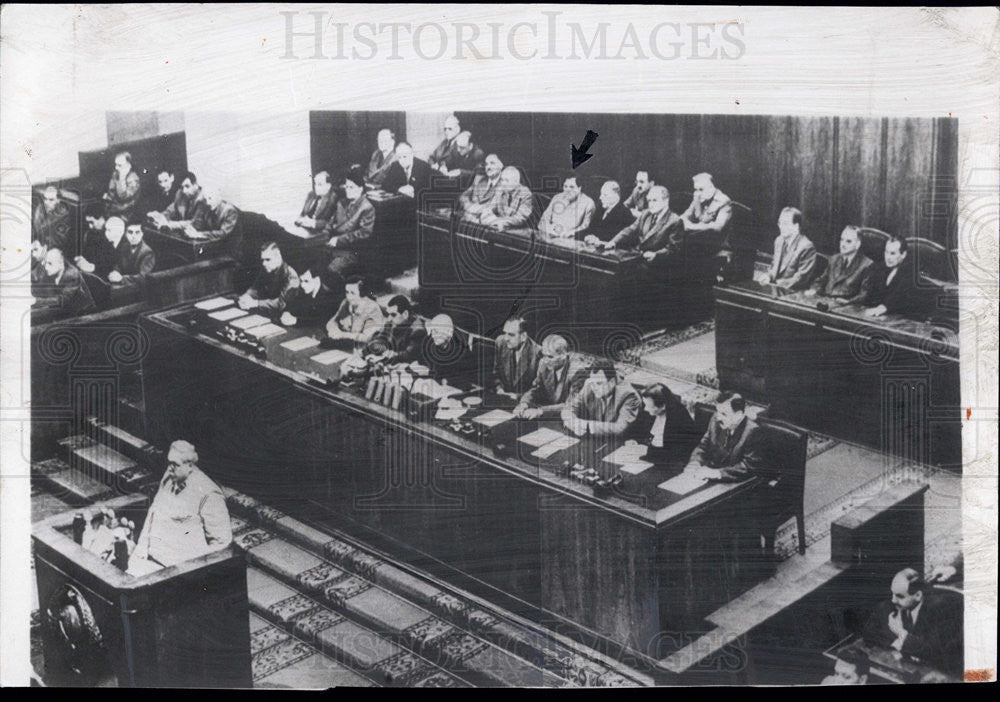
80,234,129,280
366,148,398,187
492,336,542,396
611,208,685,256
812,252,873,298
163,188,202,221
324,196,376,252
381,158,433,201
631,400,702,466
518,358,588,412
581,201,635,242
863,591,963,677
299,190,339,231
768,233,818,290
688,415,764,481
33,202,73,255
489,185,534,228
365,315,427,363
246,262,299,313
421,329,478,383
113,241,157,285
284,286,340,328
856,260,928,320
36,263,97,316
562,381,642,437
146,184,179,216
444,146,486,180
191,200,240,243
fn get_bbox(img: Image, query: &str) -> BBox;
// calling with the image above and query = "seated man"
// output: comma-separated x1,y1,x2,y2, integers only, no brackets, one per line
862,568,962,677
853,235,926,320
322,167,375,284
806,225,873,299
590,186,684,264
33,186,73,255
580,180,635,243
295,170,339,233
538,175,595,239
561,360,641,438
624,170,655,218
108,217,157,286
634,383,701,466
381,141,433,201
188,185,240,246
280,265,339,328
238,242,299,313
680,172,733,247
429,114,461,173
148,171,203,227
491,316,541,397
513,334,586,419
422,314,478,383
765,207,818,290
325,275,385,345
457,153,503,221
129,440,232,574
104,151,142,220
366,128,398,187
440,131,485,183
479,166,534,231
76,215,128,280
684,392,763,481
820,650,870,686
34,248,97,316
148,168,179,214
363,294,426,363
30,239,49,286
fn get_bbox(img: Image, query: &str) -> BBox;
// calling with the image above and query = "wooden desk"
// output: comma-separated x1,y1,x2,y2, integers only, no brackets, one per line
139,299,767,656
142,225,232,266
714,281,961,469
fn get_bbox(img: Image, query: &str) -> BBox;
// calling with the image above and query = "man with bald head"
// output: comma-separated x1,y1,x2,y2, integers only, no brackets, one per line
440,131,485,184
381,141,433,202
863,567,962,677
458,153,504,221
187,184,242,257
513,334,587,419
34,248,97,316
295,170,339,233
429,115,462,173
581,180,635,242
33,186,73,255
538,175,595,239
480,166,534,230
421,313,477,383
591,186,684,262
366,128,399,187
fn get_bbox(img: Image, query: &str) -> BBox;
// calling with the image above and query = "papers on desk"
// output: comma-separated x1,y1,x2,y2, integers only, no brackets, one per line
518,427,567,448
229,314,271,330
208,307,249,322
472,409,514,428
658,472,708,496
411,378,464,400
245,323,287,340
281,336,321,352
184,227,208,240
603,443,651,466
195,297,234,311
530,434,580,459
309,349,352,366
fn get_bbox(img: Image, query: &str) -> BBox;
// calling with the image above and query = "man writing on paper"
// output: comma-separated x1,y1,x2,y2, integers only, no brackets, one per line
561,360,641,438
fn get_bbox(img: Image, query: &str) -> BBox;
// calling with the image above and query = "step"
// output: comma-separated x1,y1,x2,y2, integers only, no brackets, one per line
31,483,73,523
70,442,146,490
84,416,159,465
248,568,465,687
117,396,147,438
226,489,647,687
34,465,115,507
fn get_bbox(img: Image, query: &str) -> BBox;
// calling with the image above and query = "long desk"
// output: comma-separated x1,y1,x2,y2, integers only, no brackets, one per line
142,225,232,266
139,298,767,657
714,281,960,468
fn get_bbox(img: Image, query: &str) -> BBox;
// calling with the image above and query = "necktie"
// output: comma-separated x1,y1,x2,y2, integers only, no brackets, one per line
901,609,913,632
405,167,412,183
777,239,789,273
307,197,318,217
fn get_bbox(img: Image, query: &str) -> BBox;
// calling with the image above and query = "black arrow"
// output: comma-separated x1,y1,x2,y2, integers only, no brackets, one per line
571,130,599,169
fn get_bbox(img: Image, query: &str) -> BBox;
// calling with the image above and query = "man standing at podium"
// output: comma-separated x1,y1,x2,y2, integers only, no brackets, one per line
130,440,232,573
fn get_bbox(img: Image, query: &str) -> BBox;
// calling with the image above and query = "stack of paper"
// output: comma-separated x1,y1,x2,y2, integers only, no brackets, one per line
245,323,287,340
517,427,566,448
230,314,271,330
280,336,321,352
195,297,234,311
602,443,651,466
658,472,707,496
208,307,248,322
530,434,580,459
472,409,514,428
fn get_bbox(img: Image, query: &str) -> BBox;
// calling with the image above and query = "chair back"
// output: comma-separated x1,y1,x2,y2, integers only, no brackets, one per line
906,237,955,283
693,402,715,438
857,226,890,264
756,416,808,515
813,252,830,284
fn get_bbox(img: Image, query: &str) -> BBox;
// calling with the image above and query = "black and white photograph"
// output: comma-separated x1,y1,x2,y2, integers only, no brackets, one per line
1,4,996,688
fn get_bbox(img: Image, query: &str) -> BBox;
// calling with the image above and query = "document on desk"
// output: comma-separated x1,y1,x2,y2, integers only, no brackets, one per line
195,297,234,311
530,434,580,459
658,472,708,496
603,444,651,466
245,323,287,340
281,336,321,352
230,314,272,330
472,409,514,428
517,427,567,448
208,307,248,322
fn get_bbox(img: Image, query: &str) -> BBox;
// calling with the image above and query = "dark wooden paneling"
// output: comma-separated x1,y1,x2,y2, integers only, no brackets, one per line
77,132,187,204
309,111,406,179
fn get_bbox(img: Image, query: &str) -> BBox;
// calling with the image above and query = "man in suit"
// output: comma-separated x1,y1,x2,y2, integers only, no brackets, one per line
580,180,635,243
685,392,764,482
624,170,655,217
365,128,398,188
593,186,685,263
492,316,542,397
513,334,587,419
480,166,534,230
322,167,376,286
364,294,426,363
30,239,49,287
238,241,299,313
189,185,240,242
538,175,596,239
820,650,870,686
855,236,927,320
634,383,701,467
381,141,433,203
422,313,478,383
325,275,385,345
294,170,339,233
34,248,97,316
863,568,963,677
806,225,873,299
561,360,641,438
440,131,485,185
681,173,733,242
76,215,128,280
280,265,339,328
149,171,203,226
147,169,179,214
429,115,461,173
108,218,156,287
33,186,74,255
765,207,818,290
458,153,503,221
104,151,142,220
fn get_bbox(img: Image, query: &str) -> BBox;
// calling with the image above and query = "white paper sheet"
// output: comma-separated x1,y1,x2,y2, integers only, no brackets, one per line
246,323,287,340
602,443,650,465
229,314,271,330
657,472,708,496
281,336,321,352
620,462,653,475
517,427,567,447
208,307,248,321
472,409,514,428
194,297,234,311
530,434,580,458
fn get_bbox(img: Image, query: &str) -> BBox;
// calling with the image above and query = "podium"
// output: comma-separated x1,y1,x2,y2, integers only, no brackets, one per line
33,495,252,687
